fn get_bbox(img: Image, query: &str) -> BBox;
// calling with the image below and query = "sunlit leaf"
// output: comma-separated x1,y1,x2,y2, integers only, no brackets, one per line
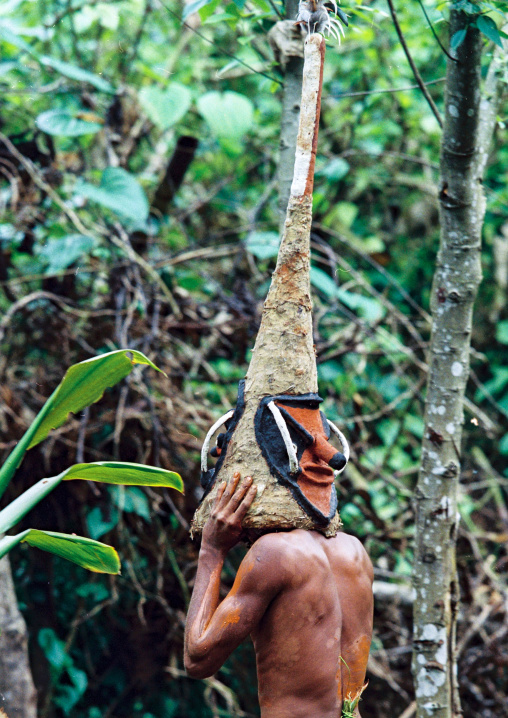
0,349,164,498
77,168,149,221
183,0,214,19
476,15,503,47
0,529,120,573
40,55,114,92
28,350,162,449
197,91,254,140
0,461,182,534
246,231,280,260
138,83,192,130
63,462,184,492
38,234,97,273
36,109,103,137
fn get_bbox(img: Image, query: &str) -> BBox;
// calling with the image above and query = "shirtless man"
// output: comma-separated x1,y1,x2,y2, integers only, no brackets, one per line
185,473,374,718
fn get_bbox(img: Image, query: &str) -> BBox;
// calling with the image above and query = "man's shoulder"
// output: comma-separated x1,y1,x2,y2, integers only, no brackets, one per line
248,528,314,555
325,532,374,580
246,529,327,574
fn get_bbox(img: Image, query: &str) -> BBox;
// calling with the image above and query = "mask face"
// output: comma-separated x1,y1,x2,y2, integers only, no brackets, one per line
200,385,348,528
254,393,347,527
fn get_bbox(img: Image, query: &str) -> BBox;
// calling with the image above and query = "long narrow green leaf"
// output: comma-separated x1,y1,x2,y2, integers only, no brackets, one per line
0,349,164,498
62,462,184,491
0,529,120,574
0,463,183,535
28,350,163,449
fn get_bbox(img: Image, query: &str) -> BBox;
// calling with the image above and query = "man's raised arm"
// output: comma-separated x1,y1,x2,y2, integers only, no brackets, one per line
184,473,282,679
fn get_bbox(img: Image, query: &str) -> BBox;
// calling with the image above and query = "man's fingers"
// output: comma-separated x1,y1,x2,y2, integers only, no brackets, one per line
213,481,227,508
228,476,253,508
219,471,241,505
233,484,257,520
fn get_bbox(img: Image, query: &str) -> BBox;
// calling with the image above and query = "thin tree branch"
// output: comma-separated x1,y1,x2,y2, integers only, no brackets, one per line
156,0,283,85
333,76,445,98
386,0,443,128
417,0,456,62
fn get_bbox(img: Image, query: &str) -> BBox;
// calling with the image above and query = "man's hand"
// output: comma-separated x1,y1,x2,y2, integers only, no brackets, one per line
202,472,256,556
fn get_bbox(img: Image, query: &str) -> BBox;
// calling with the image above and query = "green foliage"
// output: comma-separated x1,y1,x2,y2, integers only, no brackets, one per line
0,350,163,496
63,461,183,490
77,168,149,222
197,91,254,139
246,230,280,259
0,530,121,573
36,110,103,137
39,628,89,714
1,0,507,715
0,351,182,575
139,83,192,130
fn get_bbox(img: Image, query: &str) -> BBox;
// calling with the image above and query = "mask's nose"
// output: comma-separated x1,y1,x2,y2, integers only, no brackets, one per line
313,435,347,471
329,452,347,471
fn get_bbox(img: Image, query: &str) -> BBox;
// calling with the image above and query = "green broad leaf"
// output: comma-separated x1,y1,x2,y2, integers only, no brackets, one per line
450,27,467,50
77,167,149,221
0,462,182,535
110,486,150,519
496,320,508,344
476,15,503,47
56,666,88,715
38,234,96,273
39,56,114,92
310,266,338,298
310,267,384,322
338,289,385,323
36,109,103,137
183,0,214,19
39,628,71,670
75,582,109,601
74,4,120,32
197,91,254,140
86,507,119,540
317,157,350,182
499,433,508,455
138,83,192,131
0,530,120,573
62,462,184,492
246,231,280,260
28,349,163,450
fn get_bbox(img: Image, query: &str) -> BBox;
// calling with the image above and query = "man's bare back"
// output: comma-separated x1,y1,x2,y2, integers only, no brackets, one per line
185,474,373,718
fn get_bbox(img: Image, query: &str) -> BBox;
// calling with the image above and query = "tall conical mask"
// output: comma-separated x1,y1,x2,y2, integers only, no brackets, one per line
192,34,349,538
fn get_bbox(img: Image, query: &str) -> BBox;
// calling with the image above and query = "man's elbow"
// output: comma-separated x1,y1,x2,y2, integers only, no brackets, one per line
184,649,216,679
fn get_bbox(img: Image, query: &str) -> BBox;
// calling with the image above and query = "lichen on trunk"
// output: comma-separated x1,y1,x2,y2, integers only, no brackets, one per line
412,10,503,717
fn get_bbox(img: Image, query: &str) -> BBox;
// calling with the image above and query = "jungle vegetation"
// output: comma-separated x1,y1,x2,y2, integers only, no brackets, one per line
0,0,507,717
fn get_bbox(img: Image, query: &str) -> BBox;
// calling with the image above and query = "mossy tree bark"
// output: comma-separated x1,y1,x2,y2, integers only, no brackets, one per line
412,11,505,718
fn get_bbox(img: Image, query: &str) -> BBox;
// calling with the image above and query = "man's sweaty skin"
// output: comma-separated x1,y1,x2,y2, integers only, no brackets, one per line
185,473,374,718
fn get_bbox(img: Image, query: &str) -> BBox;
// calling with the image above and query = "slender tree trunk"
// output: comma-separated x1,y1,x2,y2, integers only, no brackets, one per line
278,0,304,230
412,11,505,718
0,556,37,718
